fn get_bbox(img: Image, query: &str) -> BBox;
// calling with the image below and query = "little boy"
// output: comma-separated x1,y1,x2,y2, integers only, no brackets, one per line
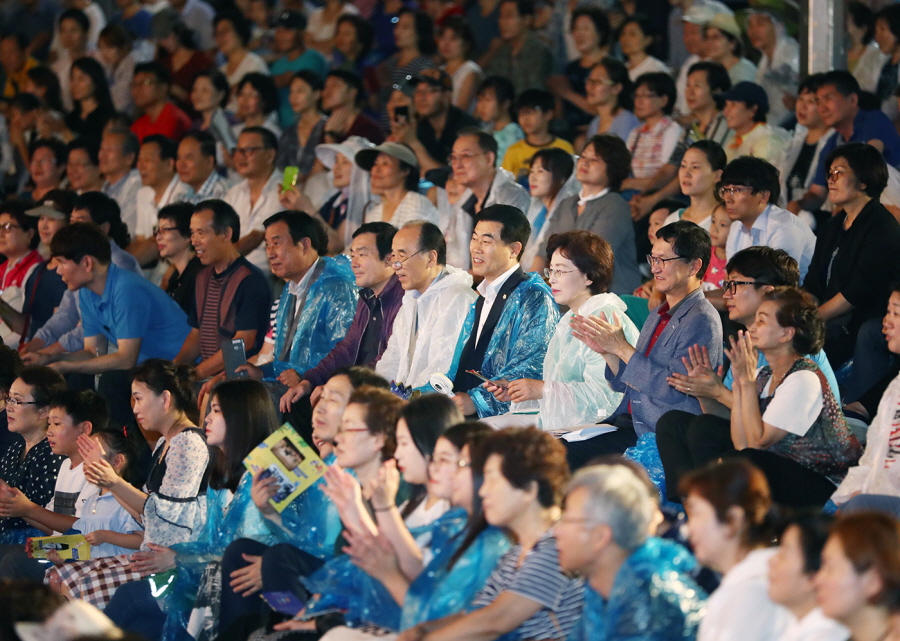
501,89,573,182
0,389,107,581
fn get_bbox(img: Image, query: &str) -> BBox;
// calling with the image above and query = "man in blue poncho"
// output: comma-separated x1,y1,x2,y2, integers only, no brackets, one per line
556,464,707,641
228,210,358,437
444,204,559,419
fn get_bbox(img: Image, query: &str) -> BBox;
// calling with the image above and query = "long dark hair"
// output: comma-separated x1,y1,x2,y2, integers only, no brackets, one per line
446,422,495,569
209,379,279,491
131,359,198,423
399,394,463,518
71,57,115,114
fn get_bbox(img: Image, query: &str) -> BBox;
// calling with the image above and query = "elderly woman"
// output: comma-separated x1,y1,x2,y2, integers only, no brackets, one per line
803,142,900,369
814,512,900,641
704,13,758,86
727,287,862,507
486,231,640,433
357,142,440,228
537,134,641,295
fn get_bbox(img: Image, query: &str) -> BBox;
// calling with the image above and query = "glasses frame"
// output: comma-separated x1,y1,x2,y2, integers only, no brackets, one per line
722,279,764,295
6,397,39,407
717,185,755,199
543,268,577,280
646,254,686,267
390,249,423,269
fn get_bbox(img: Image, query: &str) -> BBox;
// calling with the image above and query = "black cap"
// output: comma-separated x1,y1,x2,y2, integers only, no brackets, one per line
276,11,307,31
720,81,769,114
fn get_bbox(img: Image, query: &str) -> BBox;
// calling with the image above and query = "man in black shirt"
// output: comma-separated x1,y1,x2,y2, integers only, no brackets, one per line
397,68,478,173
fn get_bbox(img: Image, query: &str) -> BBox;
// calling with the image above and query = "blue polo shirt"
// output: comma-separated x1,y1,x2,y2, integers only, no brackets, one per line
79,264,191,363
813,109,900,186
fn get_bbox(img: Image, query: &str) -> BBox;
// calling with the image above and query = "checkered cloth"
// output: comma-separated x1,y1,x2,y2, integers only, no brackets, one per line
48,554,145,608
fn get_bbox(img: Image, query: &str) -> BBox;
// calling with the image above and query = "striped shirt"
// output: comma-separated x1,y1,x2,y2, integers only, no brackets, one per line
471,532,583,640
180,171,232,205
198,274,225,359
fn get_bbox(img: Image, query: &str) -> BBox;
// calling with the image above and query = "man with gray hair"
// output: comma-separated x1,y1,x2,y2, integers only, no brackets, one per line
555,464,707,640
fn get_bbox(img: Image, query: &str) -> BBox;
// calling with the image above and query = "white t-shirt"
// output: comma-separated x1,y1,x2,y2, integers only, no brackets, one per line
627,55,671,82
47,459,91,535
761,369,824,437
778,607,849,641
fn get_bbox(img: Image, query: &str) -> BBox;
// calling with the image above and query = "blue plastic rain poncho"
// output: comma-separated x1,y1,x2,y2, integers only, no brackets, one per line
161,472,278,640
507,293,640,432
261,255,359,379
265,453,345,559
303,508,511,632
439,271,560,418
568,538,707,641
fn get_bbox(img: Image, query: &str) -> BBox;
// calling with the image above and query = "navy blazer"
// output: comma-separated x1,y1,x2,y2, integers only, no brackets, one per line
606,287,723,436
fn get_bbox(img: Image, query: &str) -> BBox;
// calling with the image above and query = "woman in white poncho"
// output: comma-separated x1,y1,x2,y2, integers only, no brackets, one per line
484,230,639,433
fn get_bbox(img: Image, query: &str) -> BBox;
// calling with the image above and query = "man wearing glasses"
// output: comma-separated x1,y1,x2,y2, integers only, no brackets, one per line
566,220,722,467
225,127,284,273
655,246,842,502
720,155,815,279
375,220,476,389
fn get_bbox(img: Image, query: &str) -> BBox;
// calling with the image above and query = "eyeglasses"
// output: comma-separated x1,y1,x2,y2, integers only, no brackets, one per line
233,146,266,156
456,459,471,469
722,279,763,295
153,225,179,237
390,249,422,269
543,268,577,280
826,167,850,182
717,185,754,199
0,222,23,233
646,254,686,267
448,152,484,165
6,397,38,407
131,78,157,88
428,456,460,469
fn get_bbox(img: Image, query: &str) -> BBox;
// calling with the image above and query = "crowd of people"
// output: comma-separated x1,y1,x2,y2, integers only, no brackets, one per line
4,0,900,639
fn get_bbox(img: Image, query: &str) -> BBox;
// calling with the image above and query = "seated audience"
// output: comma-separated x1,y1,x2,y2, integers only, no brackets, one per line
747,9,800,127
559,464,707,641
704,13,758,86
0,367,68,544
804,142,900,369
65,137,104,195
275,71,326,177
53,57,116,143
721,155,816,279
58,359,210,609
152,15,214,118
623,72,682,194
793,71,900,215
402,68,479,172
873,5,900,120
724,287,862,507
537,134,641,294
232,72,282,140
281,223,402,406
377,221,476,388
567,221,722,465
223,127,284,273
721,81,789,165
99,128,142,236
174,200,271,380
437,17,483,112
483,0,553,95
767,512,849,641
189,69,237,158
268,11,328,130
668,140,727,230
321,70,385,145
176,131,232,204
0,202,46,348
374,9,437,127
358,142,441,228
582,58,640,143
155,202,202,315
658,247,841,503
130,61,193,144
485,231,640,432
848,1,882,92
215,10,270,111
96,24,139,116
25,139,67,203
501,89,573,183
681,460,791,641
130,135,188,267
51,8,92,112
474,76,523,167
521,147,576,270
618,16,670,82
814,512,900,641
404,427,581,641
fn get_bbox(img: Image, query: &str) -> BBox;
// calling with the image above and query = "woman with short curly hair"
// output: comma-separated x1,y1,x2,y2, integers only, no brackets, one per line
727,286,863,507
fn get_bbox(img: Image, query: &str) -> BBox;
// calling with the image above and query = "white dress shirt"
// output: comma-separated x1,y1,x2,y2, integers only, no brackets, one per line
224,169,284,273
134,175,190,239
475,262,520,344
725,204,816,279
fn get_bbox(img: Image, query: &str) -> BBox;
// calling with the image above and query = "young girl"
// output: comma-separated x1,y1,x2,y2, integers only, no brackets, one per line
47,431,143,595
704,203,729,292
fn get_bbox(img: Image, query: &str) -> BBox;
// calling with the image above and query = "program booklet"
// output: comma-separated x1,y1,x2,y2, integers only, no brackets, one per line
27,533,92,560
243,424,327,513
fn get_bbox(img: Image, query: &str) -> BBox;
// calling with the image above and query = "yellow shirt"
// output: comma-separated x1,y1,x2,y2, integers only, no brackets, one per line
3,57,39,99
501,137,574,182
